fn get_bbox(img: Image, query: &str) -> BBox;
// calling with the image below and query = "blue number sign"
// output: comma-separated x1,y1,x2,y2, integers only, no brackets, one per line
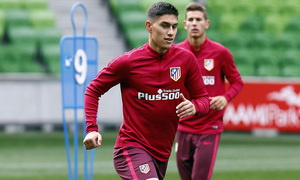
60,3,98,180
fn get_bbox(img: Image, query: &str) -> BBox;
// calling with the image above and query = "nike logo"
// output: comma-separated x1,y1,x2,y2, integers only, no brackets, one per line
203,141,212,145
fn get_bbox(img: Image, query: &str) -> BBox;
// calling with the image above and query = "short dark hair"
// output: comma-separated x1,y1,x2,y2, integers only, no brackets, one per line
147,2,179,22
185,2,207,20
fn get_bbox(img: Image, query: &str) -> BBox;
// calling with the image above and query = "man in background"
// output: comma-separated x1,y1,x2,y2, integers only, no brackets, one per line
83,2,210,180
176,2,244,180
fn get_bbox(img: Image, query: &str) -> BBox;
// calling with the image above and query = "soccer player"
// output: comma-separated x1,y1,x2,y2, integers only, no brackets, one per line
83,2,210,180
176,2,244,180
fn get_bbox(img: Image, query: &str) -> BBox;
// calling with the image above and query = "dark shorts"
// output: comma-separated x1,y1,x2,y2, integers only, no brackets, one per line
176,131,220,180
113,147,168,180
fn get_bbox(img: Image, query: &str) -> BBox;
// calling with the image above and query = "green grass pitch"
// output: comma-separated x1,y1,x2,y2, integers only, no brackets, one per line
0,130,300,180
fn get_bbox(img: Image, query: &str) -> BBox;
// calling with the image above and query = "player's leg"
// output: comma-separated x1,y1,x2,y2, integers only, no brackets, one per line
113,147,167,180
176,131,194,180
191,134,220,180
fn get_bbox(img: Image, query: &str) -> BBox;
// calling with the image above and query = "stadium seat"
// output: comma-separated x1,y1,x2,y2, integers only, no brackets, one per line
126,28,149,49
20,59,43,72
233,49,256,76
13,44,43,72
16,44,36,62
256,50,280,77
29,10,55,29
280,50,300,77
207,13,220,31
0,45,8,72
7,26,37,67
0,26,4,42
231,1,256,15
235,63,256,77
5,43,37,66
175,31,187,44
139,0,155,11
0,0,22,9
279,0,300,15
281,66,300,77
5,9,30,29
225,32,250,49
218,13,244,33
22,0,47,10
109,0,141,19
240,14,264,32
264,15,289,34
0,10,4,42
37,27,62,47
118,10,146,36
1,57,21,73
280,50,300,66
247,32,275,49
206,30,229,47
233,48,256,65
37,28,62,71
274,33,299,50
40,44,60,74
206,0,232,14
1,44,41,73
256,64,280,77
285,15,300,32
8,26,37,45
256,0,280,15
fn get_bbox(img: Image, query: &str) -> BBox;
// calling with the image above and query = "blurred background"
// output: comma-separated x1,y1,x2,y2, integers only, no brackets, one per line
0,0,299,179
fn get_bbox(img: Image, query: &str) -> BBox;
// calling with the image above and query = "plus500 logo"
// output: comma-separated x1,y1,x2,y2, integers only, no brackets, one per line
138,89,180,101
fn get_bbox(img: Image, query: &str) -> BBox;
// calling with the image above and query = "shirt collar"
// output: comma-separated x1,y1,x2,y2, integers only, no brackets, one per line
145,42,173,59
185,37,209,53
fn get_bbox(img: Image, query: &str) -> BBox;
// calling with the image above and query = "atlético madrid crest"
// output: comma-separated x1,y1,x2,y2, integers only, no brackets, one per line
170,67,181,81
139,164,150,174
204,59,214,71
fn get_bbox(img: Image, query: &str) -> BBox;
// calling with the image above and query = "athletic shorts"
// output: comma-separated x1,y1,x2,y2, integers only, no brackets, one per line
176,131,220,180
113,147,168,180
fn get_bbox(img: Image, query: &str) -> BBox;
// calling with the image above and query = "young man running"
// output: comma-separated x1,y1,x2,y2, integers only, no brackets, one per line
83,2,210,180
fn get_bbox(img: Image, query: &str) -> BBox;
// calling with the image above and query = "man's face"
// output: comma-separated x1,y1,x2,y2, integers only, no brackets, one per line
147,14,178,53
184,11,209,38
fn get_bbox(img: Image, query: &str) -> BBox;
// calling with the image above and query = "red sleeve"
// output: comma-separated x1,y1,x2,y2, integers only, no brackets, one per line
84,56,130,133
222,50,244,102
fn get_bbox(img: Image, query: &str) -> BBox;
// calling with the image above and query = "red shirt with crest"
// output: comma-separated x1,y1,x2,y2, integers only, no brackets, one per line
177,37,243,135
84,43,210,162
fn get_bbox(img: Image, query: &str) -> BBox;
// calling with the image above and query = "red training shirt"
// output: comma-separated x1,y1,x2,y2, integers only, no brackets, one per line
84,43,210,162
177,37,243,135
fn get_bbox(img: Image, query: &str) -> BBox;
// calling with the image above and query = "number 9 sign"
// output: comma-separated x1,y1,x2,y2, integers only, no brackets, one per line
74,49,87,85
60,35,98,108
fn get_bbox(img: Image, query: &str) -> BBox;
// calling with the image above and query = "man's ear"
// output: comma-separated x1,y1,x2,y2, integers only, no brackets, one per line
183,20,187,30
205,19,210,30
146,20,152,33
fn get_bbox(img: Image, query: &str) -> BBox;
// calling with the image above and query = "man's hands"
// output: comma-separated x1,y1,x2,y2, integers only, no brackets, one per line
176,93,196,119
210,96,228,111
83,131,102,150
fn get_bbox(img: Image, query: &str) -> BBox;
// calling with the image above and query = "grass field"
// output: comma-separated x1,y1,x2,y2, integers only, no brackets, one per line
0,130,300,180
